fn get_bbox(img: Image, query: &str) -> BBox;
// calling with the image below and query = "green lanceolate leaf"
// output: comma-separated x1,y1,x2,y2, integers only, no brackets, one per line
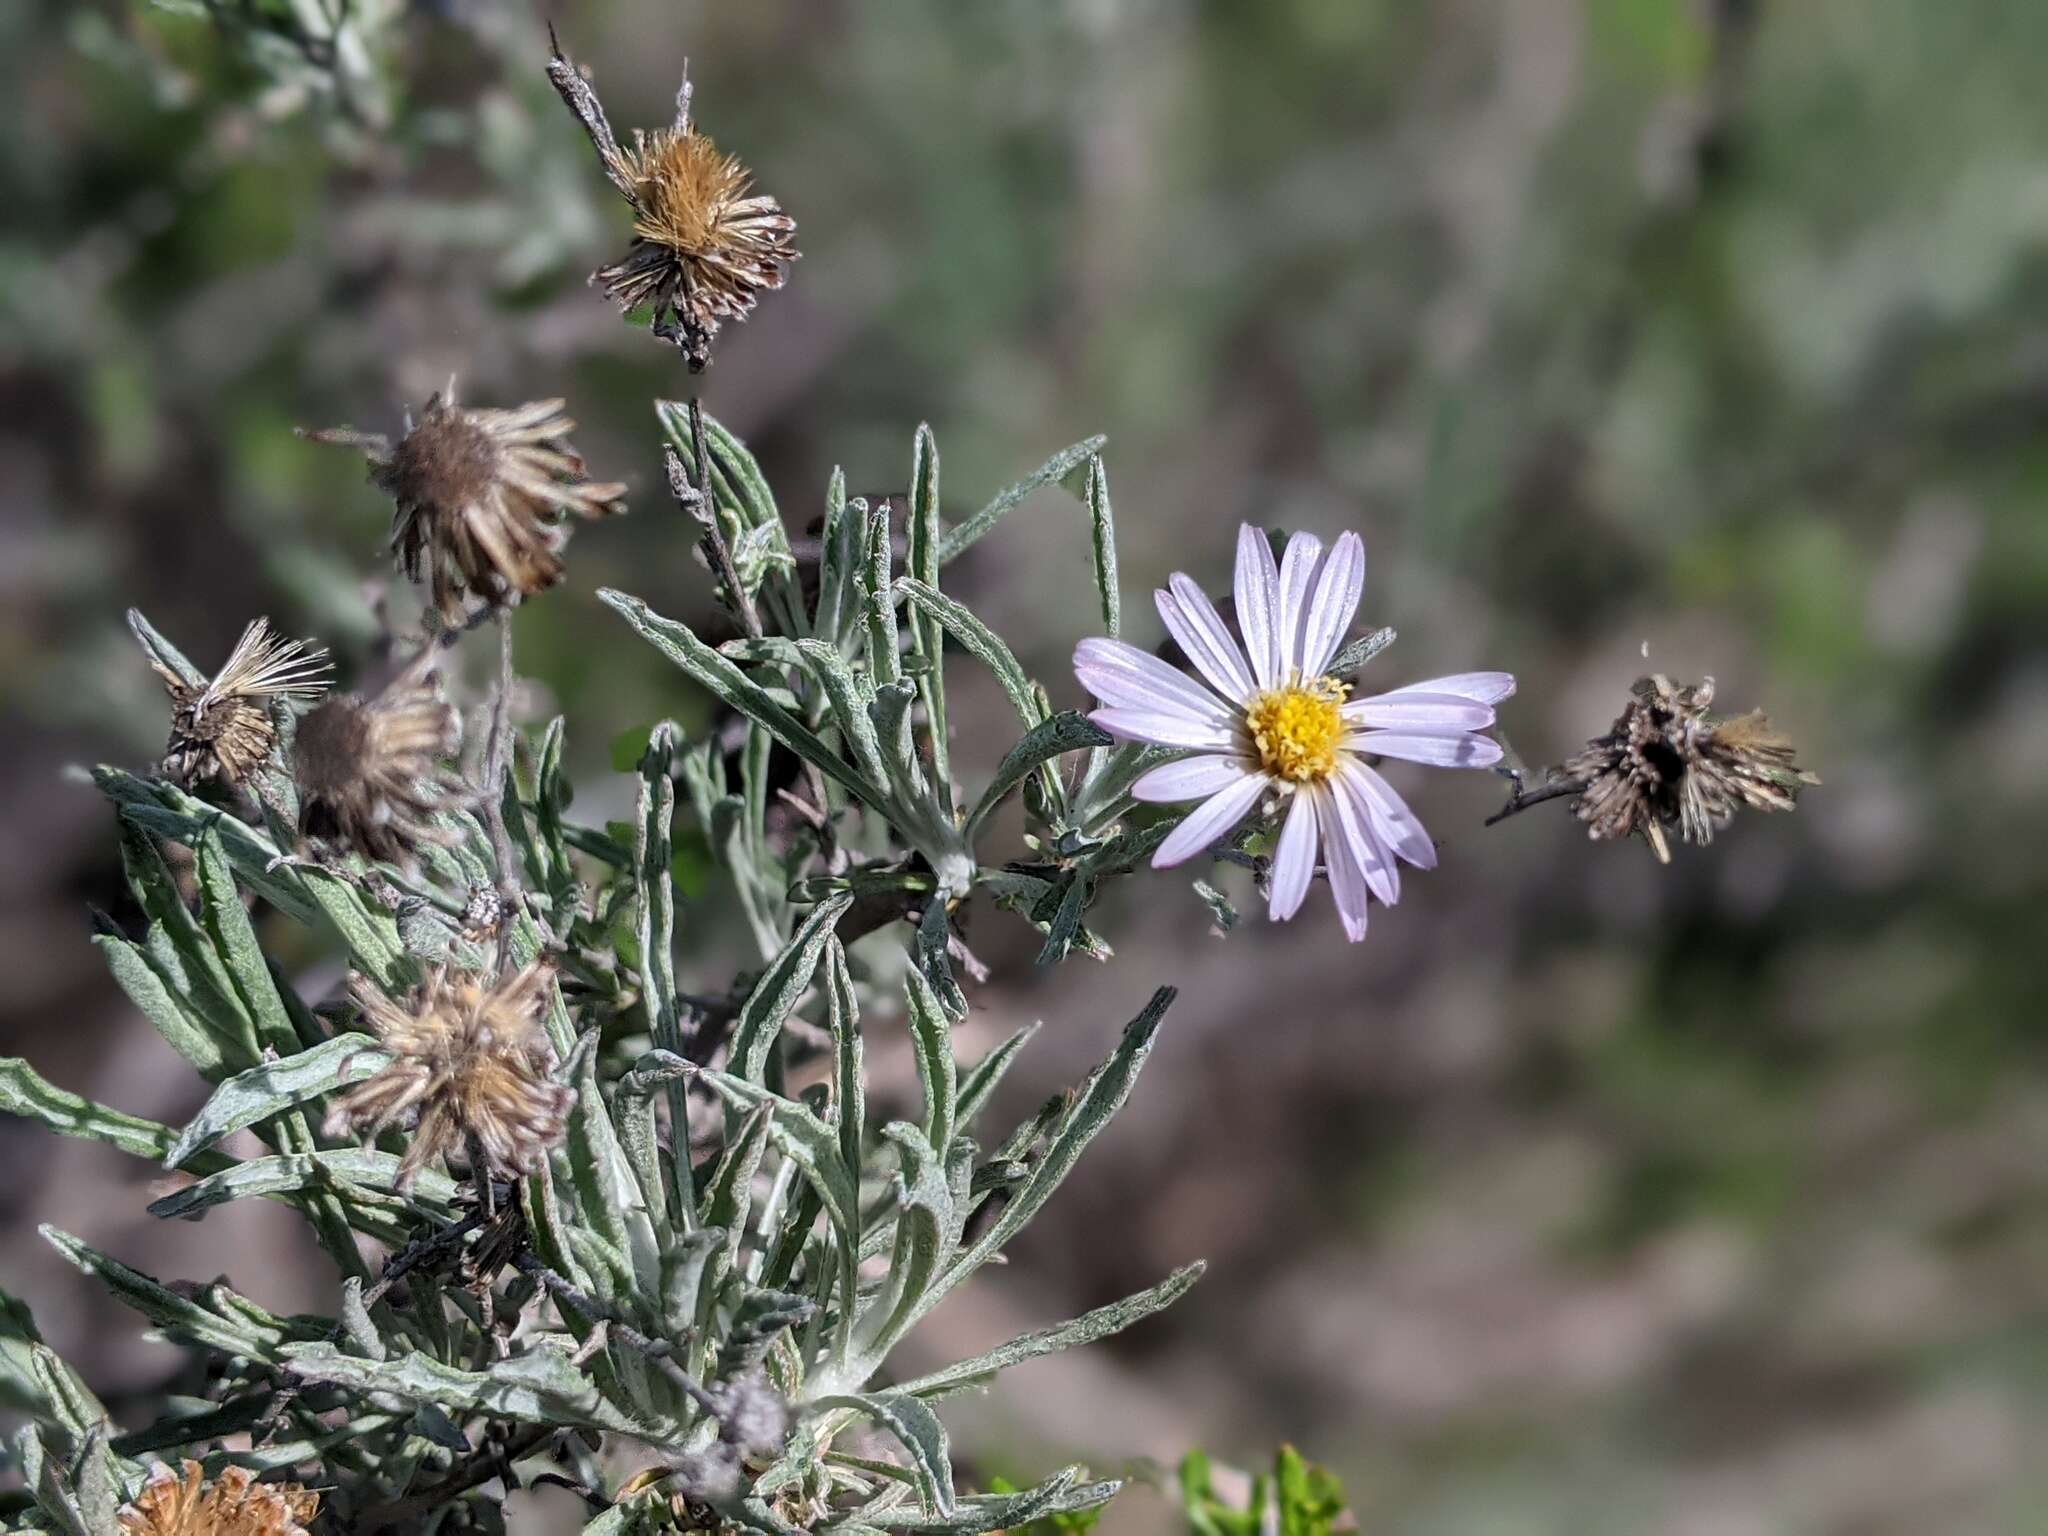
91,930,230,1079
1082,455,1120,639
896,1262,1205,1400
41,1227,294,1361
282,1343,651,1436
955,1022,1040,1132
851,1124,951,1375
163,1033,388,1169
1327,625,1397,679
634,721,690,1232
827,938,865,1198
894,578,1043,731
1,1057,230,1176
126,608,205,690
812,1392,955,1517
144,1149,459,1220
902,970,957,1159
965,713,1112,837
864,500,904,691
905,424,949,790
874,1469,1120,1533
935,436,1107,566
726,892,854,1085
914,897,967,1021
791,638,889,789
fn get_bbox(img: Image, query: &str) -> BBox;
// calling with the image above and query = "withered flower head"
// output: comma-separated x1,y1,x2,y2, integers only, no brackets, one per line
130,614,331,789
294,646,466,868
324,960,571,1191
1565,674,1819,862
119,1460,319,1536
548,39,798,368
304,389,627,627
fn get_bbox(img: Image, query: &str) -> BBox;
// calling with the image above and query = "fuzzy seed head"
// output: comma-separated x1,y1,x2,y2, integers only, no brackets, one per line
294,648,465,869
323,961,571,1191
119,1461,318,1536
136,618,331,789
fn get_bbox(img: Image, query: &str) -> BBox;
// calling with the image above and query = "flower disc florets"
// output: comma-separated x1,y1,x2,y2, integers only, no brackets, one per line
119,1460,318,1536
1245,675,1349,783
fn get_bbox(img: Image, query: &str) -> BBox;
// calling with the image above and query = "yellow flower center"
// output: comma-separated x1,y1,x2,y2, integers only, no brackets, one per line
1245,675,1349,783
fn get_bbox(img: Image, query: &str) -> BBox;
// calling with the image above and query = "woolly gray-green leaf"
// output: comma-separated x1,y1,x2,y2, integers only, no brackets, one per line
902,970,957,1159
905,424,949,788
1,1057,231,1176
1327,625,1397,678
965,713,1112,836
163,1033,388,1169
727,892,855,1084
935,436,1106,566
813,1392,955,1517
871,1469,1119,1533
283,1343,650,1435
41,1227,291,1360
954,1022,1040,1132
894,578,1041,730
1082,456,1120,639
144,1148,458,1220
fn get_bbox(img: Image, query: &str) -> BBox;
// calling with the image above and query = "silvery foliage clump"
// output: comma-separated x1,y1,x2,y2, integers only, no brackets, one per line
0,392,1212,1532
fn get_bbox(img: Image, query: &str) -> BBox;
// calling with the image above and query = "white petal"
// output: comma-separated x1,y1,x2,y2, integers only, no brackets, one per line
1342,760,1437,869
1266,787,1319,922
1131,753,1256,803
1376,671,1517,705
1328,765,1400,905
1349,730,1503,769
1090,708,1235,752
1233,524,1282,689
1299,531,1364,678
1156,576,1255,704
1073,637,1235,727
1152,772,1268,869
1276,531,1324,679
1315,786,1370,942
1344,692,1496,731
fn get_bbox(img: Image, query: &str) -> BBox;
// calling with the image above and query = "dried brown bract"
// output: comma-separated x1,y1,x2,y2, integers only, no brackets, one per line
119,1460,319,1536
294,646,466,868
548,39,798,368
304,390,626,627
323,960,571,1192
1564,674,1818,862
130,615,331,789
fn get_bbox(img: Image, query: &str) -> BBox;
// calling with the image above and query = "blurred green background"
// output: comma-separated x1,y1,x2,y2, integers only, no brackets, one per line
4,1,2047,1531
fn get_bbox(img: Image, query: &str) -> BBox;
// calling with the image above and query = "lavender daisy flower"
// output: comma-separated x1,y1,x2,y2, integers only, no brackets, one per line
1072,524,1513,942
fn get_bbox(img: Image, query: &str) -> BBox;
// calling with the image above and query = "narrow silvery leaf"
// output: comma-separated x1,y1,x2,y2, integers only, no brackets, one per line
145,1149,459,1220
634,722,689,1232
816,487,866,654
935,435,1107,566
163,1033,388,1168
850,1124,951,1375
125,608,206,691
91,932,230,1080
1327,625,1397,678
1083,456,1120,639
954,1022,1040,1132
864,501,903,690
870,1468,1118,1533
902,970,957,1158
42,1227,291,1360
727,892,855,1084
338,1277,387,1362
812,1392,955,1516
562,1017,663,1304
827,938,864,1202
914,898,967,1022
599,591,893,819
2,1057,230,1176
964,713,1111,836
283,1343,650,1436
896,1262,1204,1400
894,578,1043,731
1036,872,1094,966
792,638,889,788
905,424,950,791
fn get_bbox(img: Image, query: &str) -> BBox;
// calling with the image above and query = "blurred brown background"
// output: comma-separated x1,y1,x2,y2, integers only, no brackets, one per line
5,1,2048,1531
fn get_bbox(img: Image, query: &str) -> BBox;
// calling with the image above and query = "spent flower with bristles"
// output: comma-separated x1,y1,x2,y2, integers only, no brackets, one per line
548,40,798,368
293,645,466,868
1073,524,1513,942
131,615,331,789
323,960,571,1191
118,1461,319,1536
305,389,626,626
1565,673,1818,862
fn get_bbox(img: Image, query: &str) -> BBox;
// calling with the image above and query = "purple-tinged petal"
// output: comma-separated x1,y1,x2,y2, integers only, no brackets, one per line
1233,524,1282,690
1344,691,1495,731
1328,764,1400,905
1157,576,1256,704
1315,786,1370,942
1343,760,1437,870
1349,731,1503,769
1152,772,1268,869
1131,753,1256,803
1374,671,1517,705
1266,787,1319,922
1276,531,1324,679
1299,531,1365,679
1089,708,1236,752
1073,637,1235,727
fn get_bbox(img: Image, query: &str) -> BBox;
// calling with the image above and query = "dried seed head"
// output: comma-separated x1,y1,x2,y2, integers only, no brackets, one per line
323,960,572,1191
119,1460,319,1536
304,391,626,627
294,647,466,869
1564,674,1818,862
548,43,797,368
132,616,331,789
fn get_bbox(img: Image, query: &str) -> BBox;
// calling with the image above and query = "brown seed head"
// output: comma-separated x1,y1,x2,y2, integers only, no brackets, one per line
304,392,626,626
132,617,331,789
1565,674,1819,862
119,1460,319,1536
294,647,466,868
323,961,572,1191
